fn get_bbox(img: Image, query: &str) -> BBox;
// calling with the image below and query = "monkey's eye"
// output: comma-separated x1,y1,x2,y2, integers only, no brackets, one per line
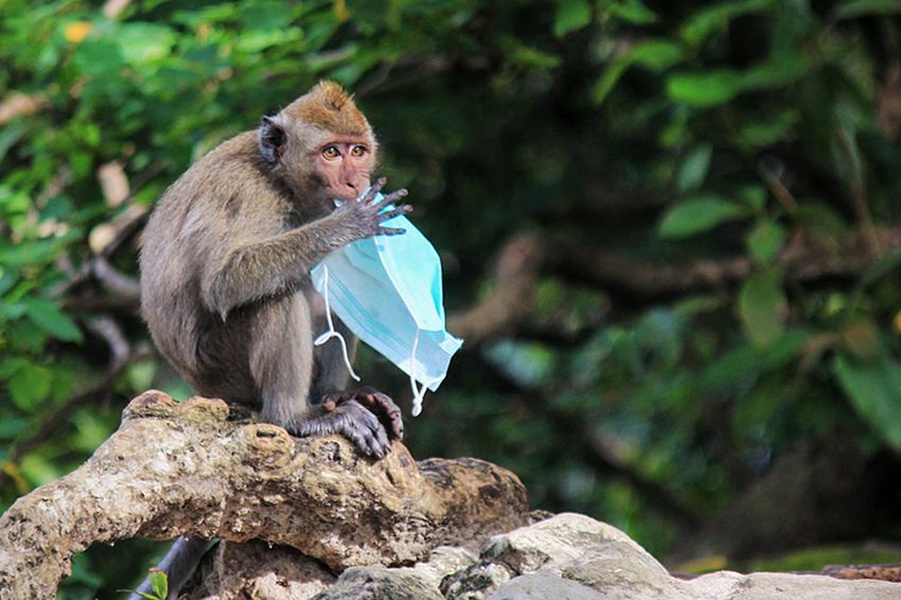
322,146,340,159
350,145,367,158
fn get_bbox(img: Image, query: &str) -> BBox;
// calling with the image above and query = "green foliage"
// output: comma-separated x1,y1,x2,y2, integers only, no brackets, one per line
738,267,787,347
658,196,750,238
2,0,901,594
118,567,169,600
834,352,901,451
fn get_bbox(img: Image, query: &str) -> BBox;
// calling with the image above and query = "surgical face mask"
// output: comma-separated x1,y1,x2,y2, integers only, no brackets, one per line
310,192,463,417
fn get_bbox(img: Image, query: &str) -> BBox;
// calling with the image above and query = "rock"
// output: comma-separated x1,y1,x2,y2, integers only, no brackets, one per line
312,565,444,600
489,572,604,599
441,560,513,599
208,511,901,599
187,541,335,600
684,570,901,600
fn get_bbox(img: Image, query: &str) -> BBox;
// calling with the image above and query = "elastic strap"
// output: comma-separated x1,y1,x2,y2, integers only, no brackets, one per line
409,329,442,417
313,265,361,382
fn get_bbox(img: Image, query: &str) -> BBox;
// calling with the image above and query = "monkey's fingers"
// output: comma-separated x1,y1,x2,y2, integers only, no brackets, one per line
293,400,392,458
352,387,404,440
378,227,406,236
372,188,409,210
376,204,414,235
334,400,393,457
361,177,388,203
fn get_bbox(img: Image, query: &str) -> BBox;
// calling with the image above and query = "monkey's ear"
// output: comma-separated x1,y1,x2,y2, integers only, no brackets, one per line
259,116,286,167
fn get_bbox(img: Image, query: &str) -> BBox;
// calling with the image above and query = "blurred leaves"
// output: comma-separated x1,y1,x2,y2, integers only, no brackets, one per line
834,353,901,451
739,268,787,347
659,196,749,238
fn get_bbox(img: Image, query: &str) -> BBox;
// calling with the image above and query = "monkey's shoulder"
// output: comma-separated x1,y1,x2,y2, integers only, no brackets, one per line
154,130,286,220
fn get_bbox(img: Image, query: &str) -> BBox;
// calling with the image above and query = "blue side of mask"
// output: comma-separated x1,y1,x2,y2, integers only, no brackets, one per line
310,193,463,416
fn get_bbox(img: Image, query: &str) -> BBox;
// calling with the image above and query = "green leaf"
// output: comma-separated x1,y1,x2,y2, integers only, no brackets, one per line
149,569,169,600
793,205,846,244
676,145,712,193
739,185,767,212
680,0,774,47
126,359,158,393
236,29,304,54
747,220,787,264
9,362,52,410
630,40,684,71
554,0,593,37
702,328,812,390
740,55,809,90
117,23,177,67
22,298,83,343
833,0,901,20
500,36,561,69
592,40,683,104
593,61,630,104
607,0,658,24
666,69,743,107
733,372,789,432
241,0,295,29
72,37,124,78
658,196,749,239
738,268,787,347
0,358,29,379
0,120,27,163
737,109,799,150
834,353,901,450
0,234,74,267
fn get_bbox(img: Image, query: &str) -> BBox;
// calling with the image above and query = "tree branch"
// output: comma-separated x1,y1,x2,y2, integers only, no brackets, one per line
450,226,901,344
0,391,530,598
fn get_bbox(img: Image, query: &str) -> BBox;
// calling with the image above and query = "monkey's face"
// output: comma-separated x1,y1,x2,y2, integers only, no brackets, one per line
314,139,374,203
258,82,378,213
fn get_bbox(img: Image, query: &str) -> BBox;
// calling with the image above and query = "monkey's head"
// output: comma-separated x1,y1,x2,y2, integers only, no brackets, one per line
259,81,378,210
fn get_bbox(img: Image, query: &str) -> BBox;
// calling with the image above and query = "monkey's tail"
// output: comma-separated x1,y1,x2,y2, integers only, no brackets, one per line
129,535,214,600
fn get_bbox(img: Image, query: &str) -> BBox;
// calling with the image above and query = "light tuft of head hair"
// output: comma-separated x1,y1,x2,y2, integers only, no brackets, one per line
284,80,371,137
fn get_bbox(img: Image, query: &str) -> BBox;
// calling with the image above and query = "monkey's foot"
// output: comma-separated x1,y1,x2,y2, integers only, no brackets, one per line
334,387,404,441
292,395,394,458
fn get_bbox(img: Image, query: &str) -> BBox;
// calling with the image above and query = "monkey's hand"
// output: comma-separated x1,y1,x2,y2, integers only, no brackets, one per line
333,177,412,238
292,389,402,458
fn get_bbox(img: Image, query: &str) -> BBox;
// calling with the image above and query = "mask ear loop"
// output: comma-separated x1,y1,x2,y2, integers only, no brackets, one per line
409,329,443,417
313,265,361,382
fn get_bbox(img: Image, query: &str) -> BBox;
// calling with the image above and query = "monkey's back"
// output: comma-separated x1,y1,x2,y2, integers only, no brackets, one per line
139,131,298,404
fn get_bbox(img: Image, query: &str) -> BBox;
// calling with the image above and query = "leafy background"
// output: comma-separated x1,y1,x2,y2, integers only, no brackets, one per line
2,0,901,597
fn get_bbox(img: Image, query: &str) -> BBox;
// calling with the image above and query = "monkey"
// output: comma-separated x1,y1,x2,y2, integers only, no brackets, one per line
132,81,411,598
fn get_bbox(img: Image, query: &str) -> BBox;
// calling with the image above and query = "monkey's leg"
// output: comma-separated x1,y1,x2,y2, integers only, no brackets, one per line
310,318,404,444
253,297,394,457
130,536,212,600
310,314,359,397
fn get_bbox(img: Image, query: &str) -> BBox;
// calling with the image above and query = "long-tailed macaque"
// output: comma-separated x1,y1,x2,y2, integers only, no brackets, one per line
134,81,410,598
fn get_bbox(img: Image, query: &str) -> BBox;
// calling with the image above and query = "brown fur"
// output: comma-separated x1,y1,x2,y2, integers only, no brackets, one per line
287,81,371,137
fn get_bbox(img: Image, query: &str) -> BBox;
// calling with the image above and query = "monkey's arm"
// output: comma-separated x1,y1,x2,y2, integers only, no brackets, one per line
203,184,410,319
